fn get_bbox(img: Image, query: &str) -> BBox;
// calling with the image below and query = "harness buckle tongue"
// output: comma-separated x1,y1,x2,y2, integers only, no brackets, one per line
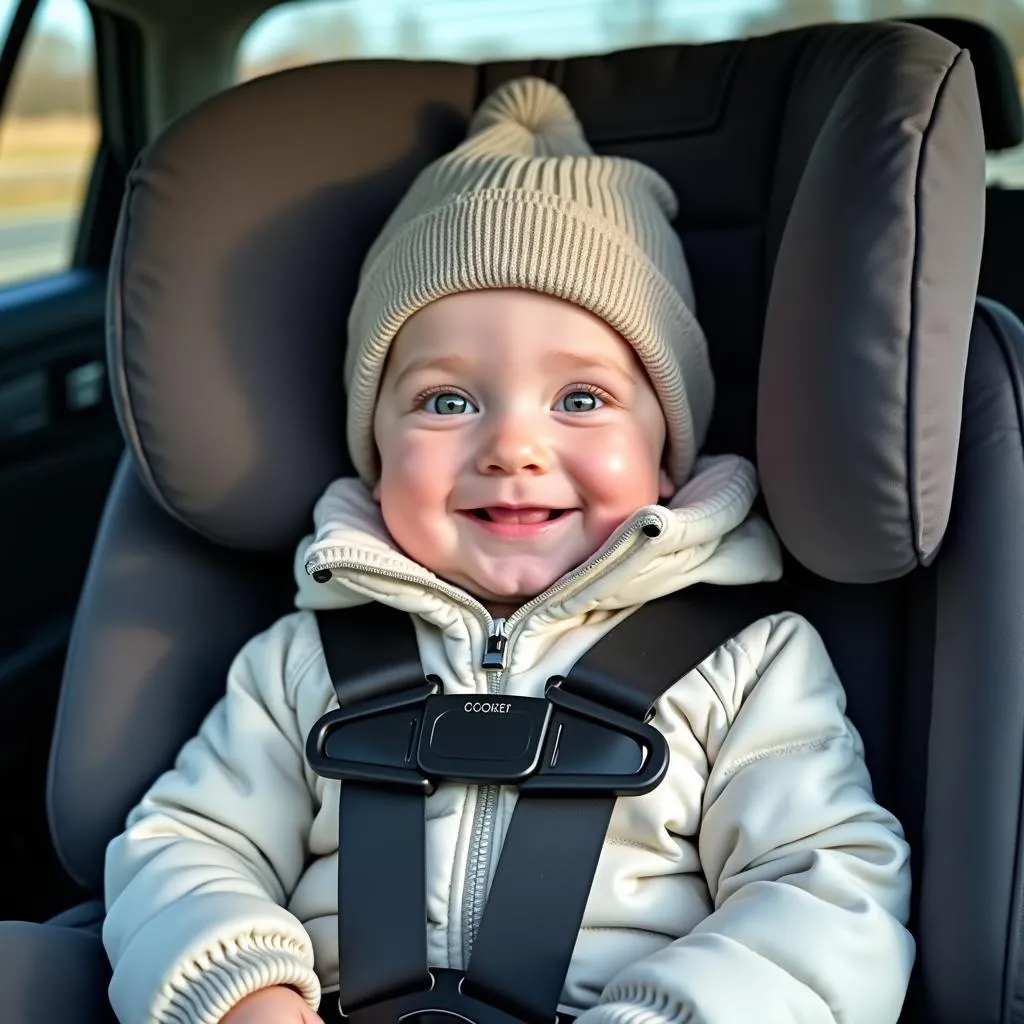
306,683,437,792
520,683,669,796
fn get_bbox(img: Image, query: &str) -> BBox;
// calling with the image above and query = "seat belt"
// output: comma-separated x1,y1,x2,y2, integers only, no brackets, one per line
309,583,780,1024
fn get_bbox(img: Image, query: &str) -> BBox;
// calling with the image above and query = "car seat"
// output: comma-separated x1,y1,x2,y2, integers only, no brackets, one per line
0,18,1018,1024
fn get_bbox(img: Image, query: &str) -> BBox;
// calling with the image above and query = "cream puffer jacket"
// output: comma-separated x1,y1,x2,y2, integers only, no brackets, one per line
103,455,914,1024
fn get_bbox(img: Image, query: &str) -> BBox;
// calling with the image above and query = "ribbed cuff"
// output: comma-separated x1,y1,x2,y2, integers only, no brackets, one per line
158,932,320,1023
576,993,692,1024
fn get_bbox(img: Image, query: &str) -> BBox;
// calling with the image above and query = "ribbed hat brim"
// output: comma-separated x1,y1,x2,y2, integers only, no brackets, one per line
346,187,713,486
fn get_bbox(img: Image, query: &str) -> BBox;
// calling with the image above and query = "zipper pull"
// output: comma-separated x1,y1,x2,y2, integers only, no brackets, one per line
482,618,507,670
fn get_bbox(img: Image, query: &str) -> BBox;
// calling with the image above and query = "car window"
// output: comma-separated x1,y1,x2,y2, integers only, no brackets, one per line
236,0,1024,186
0,0,99,287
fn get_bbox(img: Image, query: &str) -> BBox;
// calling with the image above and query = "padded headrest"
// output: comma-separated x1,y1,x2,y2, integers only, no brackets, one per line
904,16,1023,151
108,22,984,584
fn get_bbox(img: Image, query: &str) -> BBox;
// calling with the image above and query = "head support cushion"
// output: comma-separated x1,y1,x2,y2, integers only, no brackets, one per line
758,23,985,582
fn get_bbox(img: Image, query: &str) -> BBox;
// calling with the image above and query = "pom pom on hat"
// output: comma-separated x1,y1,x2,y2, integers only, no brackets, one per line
466,75,594,156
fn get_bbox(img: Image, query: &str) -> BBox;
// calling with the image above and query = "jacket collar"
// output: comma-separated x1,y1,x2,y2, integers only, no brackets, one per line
296,454,783,634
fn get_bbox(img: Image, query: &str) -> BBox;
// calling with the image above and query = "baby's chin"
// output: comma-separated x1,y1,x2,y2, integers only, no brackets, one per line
449,558,576,611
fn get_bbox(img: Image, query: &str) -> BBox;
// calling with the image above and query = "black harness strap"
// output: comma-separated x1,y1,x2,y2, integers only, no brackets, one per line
317,602,431,1010
316,583,782,1022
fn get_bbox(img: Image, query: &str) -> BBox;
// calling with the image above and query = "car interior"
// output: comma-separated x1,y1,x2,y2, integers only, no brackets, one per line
2,1,1024,1022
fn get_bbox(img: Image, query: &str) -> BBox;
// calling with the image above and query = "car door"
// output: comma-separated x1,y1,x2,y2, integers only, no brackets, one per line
0,0,143,922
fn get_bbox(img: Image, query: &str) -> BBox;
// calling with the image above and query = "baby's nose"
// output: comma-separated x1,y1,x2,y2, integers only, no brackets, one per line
476,413,551,475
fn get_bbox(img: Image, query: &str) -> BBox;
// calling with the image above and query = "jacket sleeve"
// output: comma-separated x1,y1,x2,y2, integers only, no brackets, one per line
577,612,914,1024
102,612,324,1024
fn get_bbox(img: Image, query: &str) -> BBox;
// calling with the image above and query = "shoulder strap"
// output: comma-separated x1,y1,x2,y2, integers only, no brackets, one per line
315,602,430,1011
564,582,783,716
316,582,782,711
316,601,422,706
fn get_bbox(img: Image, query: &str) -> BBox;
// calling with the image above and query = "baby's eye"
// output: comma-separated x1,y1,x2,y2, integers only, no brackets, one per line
558,390,604,413
425,392,478,415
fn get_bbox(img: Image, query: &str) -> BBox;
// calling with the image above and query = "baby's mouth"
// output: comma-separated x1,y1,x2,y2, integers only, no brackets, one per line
470,507,570,523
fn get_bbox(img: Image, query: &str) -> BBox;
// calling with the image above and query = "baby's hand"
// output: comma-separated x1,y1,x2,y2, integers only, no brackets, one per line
220,985,324,1023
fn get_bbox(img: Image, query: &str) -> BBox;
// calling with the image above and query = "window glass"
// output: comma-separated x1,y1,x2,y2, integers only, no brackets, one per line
0,0,100,286
237,1,1024,184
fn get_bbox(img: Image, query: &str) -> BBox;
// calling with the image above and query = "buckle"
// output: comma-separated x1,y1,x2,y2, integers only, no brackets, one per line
523,683,667,795
306,680,668,797
306,682,438,792
340,969,554,1024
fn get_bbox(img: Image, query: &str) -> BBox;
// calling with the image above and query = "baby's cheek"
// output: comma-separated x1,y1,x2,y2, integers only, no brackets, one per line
382,436,449,500
378,440,456,552
575,432,663,509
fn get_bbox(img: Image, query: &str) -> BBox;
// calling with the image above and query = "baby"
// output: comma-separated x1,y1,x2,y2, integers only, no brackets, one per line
102,77,915,1024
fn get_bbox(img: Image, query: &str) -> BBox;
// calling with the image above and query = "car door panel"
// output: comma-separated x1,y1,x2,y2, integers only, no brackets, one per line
0,268,118,920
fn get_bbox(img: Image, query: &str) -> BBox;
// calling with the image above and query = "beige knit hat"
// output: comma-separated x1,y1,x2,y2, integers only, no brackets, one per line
345,76,713,487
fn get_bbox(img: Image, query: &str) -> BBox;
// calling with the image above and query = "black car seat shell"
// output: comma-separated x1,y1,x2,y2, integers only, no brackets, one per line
0,18,1019,1024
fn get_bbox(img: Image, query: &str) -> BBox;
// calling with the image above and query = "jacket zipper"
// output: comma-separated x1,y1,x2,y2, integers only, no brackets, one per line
461,646,504,966
307,508,664,968
456,510,663,962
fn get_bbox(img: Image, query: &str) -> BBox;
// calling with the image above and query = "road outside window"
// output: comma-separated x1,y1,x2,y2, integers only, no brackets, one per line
0,0,98,287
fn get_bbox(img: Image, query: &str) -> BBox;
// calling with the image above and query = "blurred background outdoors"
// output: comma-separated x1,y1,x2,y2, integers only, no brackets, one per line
2,0,1024,286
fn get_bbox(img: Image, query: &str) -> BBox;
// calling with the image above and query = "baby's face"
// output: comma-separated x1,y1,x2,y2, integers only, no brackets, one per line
372,289,673,612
